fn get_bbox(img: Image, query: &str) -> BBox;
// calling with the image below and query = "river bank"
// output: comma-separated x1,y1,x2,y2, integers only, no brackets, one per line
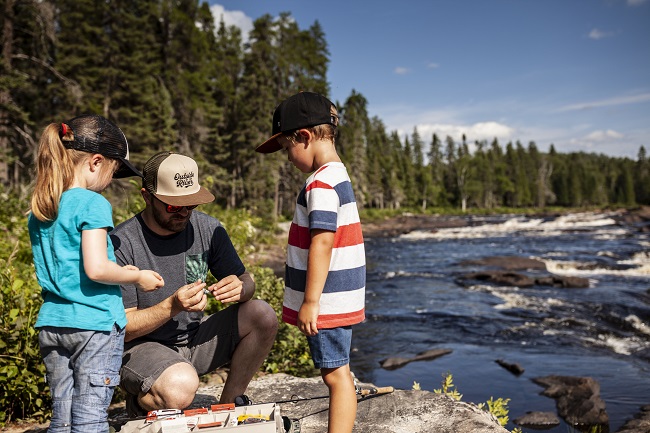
251,206,650,275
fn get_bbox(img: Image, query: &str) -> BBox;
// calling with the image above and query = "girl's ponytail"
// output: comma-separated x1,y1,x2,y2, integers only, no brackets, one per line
30,123,83,221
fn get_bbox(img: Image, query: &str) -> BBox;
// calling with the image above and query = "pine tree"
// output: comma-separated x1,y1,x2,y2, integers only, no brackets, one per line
634,146,650,204
109,0,176,158
158,0,220,155
427,133,446,206
1,0,62,186
212,18,245,208
338,90,370,208
388,131,406,209
365,116,394,209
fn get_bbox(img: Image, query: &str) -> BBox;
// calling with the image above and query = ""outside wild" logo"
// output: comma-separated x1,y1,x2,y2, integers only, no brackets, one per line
175,172,194,188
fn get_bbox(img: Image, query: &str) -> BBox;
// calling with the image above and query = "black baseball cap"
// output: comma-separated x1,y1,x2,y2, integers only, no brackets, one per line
62,114,142,178
255,92,338,154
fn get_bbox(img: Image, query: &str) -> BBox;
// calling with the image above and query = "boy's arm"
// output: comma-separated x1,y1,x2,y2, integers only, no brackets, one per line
298,229,335,336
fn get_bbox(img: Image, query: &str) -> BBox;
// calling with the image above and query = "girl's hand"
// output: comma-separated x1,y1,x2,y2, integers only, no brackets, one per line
136,270,164,291
123,265,139,271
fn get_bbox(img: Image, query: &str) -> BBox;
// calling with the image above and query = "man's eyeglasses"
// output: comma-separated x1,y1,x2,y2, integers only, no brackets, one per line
153,195,198,213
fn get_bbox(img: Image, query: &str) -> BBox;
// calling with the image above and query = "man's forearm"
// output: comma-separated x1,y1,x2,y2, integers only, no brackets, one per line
240,272,255,302
124,296,178,342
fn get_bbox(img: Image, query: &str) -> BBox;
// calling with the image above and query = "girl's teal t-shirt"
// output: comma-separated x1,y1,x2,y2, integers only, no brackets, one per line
28,188,127,331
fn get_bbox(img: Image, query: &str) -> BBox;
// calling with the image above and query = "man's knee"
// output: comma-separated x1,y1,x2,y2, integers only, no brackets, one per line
241,300,278,336
150,362,199,409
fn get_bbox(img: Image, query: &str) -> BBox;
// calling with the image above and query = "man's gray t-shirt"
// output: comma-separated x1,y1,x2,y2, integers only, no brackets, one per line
110,211,245,347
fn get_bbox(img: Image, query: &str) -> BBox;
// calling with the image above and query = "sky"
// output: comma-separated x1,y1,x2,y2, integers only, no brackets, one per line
208,0,650,159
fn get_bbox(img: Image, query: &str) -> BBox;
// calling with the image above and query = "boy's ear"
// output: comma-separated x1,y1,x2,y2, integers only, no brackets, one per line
298,128,311,144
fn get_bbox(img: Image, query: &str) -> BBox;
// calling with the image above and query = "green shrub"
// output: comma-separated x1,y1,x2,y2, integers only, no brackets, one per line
0,185,314,425
432,372,522,433
478,396,511,427
433,371,463,401
0,189,49,425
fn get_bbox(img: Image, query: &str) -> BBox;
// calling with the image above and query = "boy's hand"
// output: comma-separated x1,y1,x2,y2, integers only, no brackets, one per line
297,301,320,336
136,270,164,291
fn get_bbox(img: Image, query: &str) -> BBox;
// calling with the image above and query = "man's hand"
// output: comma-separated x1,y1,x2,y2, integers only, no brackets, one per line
297,301,320,336
172,280,208,314
207,275,243,303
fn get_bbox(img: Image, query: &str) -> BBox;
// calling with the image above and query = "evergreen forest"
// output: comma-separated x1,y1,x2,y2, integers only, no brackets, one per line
2,0,650,216
2,1,650,425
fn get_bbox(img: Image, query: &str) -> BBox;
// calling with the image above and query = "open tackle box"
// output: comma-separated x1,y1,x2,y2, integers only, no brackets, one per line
119,402,283,433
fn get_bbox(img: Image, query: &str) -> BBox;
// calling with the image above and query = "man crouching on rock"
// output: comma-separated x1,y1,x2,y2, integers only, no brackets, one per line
110,151,278,417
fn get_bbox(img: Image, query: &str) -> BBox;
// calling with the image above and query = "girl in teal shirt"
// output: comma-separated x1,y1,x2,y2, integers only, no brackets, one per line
28,115,164,432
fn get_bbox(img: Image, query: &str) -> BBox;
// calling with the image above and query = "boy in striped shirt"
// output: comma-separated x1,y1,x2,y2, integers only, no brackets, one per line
256,92,365,433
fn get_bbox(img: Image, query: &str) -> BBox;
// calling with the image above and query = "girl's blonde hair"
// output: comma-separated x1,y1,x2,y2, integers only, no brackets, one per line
30,123,117,222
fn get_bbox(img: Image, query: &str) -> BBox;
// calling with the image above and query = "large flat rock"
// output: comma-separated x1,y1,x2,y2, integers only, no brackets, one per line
189,373,509,433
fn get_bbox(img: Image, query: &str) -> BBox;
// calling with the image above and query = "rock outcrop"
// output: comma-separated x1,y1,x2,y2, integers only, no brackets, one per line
457,270,590,288
380,348,453,370
149,373,510,433
532,375,609,427
513,411,560,429
616,404,650,433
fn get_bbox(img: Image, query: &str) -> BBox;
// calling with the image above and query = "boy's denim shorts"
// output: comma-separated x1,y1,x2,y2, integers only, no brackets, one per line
306,326,352,369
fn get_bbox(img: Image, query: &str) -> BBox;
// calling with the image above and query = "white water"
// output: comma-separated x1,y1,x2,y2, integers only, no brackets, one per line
356,210,650,432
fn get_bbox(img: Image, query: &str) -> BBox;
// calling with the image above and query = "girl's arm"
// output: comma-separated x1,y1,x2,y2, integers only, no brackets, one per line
82,228,164,291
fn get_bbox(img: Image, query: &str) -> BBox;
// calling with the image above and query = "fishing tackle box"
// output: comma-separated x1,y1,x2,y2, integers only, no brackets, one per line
119,402,283,433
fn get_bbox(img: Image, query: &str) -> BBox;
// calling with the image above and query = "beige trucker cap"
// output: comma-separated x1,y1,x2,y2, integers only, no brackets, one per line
142,151,215,206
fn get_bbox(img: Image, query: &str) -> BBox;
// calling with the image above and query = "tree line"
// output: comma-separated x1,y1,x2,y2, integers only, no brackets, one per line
2,0,649,219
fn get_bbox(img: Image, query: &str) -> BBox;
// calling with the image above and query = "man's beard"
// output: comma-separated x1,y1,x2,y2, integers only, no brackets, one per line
153,210,190,233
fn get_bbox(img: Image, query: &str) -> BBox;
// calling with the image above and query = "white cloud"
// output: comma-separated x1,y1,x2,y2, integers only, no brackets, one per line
588,28,613,40
567,130,628,154
627,0,648,6
210,4,254,42
558,92,650,111
396,121,516,146
584,129,625,141
394,67,410,75
427,63,440,69
375,101,648,158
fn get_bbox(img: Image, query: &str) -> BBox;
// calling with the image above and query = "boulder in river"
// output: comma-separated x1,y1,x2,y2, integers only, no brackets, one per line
532,375,609,427
460,256,547,271
380,348,452,370
512,411,561,429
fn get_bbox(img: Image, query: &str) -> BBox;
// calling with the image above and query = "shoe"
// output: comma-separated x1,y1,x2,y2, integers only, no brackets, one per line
234,394,252,406
125,393,147,418
282,416,301,433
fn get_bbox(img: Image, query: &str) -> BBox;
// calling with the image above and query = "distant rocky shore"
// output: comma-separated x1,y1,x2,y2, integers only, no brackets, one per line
361,206,650,238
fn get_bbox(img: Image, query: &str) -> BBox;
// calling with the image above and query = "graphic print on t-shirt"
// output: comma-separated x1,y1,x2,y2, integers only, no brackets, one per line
186,252,208,284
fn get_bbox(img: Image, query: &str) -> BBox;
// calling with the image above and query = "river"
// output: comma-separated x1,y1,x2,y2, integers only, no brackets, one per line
350,211,650,432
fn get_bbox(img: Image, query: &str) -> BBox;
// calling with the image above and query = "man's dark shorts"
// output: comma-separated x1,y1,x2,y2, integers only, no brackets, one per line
120,305,240,396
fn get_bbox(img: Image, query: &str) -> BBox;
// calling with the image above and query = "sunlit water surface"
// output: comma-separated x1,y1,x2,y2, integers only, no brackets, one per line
351,212,650,432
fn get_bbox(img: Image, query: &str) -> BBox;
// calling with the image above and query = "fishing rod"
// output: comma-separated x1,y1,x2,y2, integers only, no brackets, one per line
272,385,395,404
